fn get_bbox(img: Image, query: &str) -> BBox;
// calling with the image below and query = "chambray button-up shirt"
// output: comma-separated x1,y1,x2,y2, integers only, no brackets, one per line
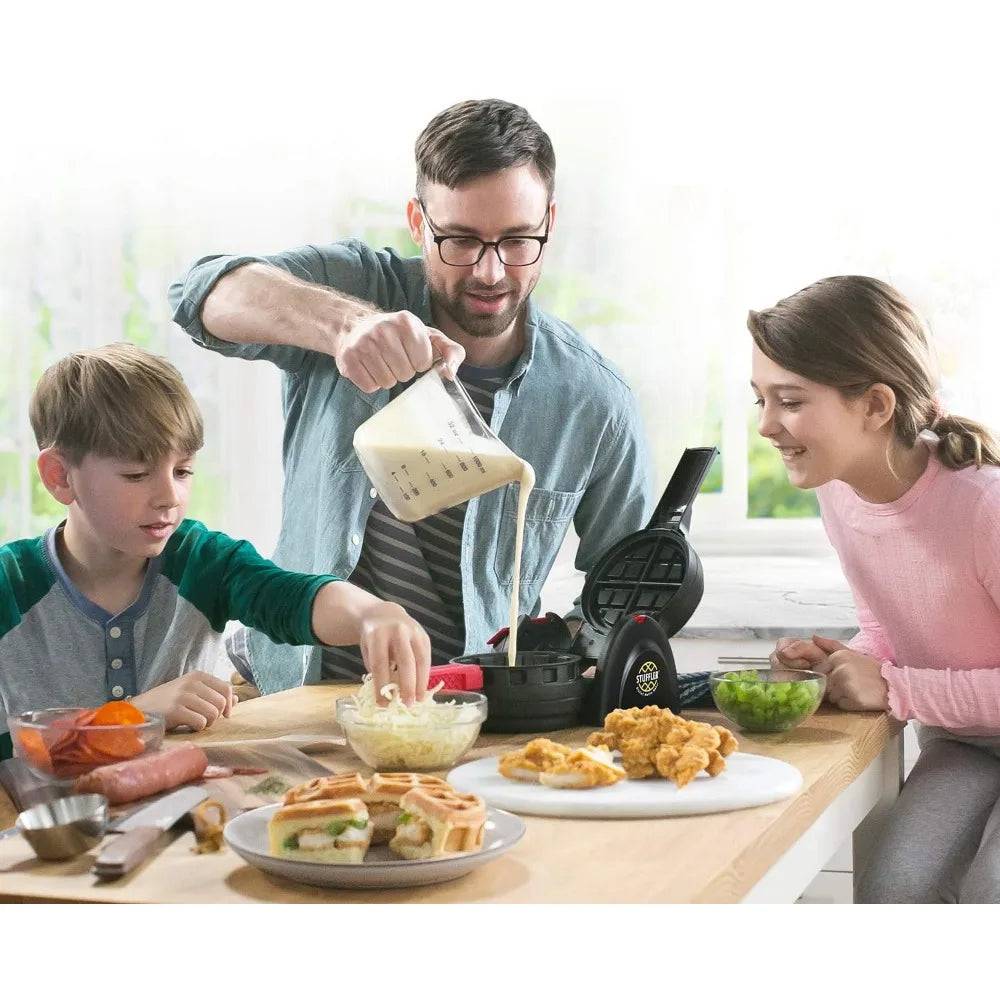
168,240,653,694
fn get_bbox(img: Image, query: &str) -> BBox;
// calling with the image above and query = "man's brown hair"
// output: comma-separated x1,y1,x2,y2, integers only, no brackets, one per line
415,98,556,199
29,342,204,465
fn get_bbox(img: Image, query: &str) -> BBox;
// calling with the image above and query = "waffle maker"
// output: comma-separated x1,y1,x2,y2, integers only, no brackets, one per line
482,447,719,729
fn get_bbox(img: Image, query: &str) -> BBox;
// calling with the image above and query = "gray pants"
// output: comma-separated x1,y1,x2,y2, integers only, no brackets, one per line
856,728,1000,903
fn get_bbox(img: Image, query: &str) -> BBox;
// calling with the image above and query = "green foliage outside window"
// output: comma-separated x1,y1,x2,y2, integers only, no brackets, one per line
0,234,227,540
360,224,730,498
122,236,157,349
1,216,816,544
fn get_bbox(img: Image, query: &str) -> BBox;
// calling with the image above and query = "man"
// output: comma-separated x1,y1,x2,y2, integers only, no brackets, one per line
169,98,653,696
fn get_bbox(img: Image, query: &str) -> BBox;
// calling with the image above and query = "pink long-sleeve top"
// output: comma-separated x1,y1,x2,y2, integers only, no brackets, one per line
816,449,1000,736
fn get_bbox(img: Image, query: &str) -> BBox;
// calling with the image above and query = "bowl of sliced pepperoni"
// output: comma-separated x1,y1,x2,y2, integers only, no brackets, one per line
8,701,165,781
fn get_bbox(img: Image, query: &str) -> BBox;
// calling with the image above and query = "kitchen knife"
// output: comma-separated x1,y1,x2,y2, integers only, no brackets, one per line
92,785,208,879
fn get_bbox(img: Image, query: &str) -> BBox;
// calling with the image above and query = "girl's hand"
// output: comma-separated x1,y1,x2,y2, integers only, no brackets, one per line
771,636,831,669
772,634,854,674
823,650,890,711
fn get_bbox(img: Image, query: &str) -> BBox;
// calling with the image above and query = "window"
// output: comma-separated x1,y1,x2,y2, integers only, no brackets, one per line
4,140,999,553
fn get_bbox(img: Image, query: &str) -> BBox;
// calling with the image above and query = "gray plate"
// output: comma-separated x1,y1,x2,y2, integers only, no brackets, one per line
223,803,525,890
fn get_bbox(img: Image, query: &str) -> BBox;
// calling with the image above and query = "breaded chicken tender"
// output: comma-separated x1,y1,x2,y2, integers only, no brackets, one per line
714,725,738,757
586,706,740,788
619,736,659,779
587,729,618,751
499,740,624,789
705,751,727,777
654,744,711,788
498,738,572,783
538,746,626,789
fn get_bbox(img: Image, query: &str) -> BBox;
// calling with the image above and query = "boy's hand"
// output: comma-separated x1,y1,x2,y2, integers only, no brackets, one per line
823,650,890,711
132,671,235,731
357,602,431,707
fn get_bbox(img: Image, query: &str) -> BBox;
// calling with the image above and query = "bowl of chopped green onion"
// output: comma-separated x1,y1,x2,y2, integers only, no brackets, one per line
709,668,826,733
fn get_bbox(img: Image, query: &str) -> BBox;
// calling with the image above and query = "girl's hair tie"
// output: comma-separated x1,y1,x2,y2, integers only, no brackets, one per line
929,395,949,431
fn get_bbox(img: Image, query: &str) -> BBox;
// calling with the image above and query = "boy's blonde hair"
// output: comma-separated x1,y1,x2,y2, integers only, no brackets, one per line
748,276,1000,470
29,343,204,465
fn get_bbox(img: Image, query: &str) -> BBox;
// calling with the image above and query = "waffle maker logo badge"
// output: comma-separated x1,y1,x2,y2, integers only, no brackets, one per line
636,660,659,696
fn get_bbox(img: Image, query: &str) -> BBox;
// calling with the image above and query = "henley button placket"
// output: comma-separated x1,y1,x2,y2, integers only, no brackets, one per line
106,621,137,700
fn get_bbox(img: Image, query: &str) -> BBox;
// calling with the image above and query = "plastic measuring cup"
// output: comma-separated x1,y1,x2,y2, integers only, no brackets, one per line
353,360,526,522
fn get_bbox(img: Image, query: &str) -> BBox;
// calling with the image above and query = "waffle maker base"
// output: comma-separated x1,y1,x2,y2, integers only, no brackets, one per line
578,613,681,726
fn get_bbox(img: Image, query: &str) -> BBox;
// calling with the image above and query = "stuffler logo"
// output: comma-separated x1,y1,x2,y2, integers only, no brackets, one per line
635,660,659,696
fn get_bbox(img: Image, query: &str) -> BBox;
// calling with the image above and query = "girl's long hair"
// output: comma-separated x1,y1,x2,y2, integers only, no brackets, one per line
748,276,1000,470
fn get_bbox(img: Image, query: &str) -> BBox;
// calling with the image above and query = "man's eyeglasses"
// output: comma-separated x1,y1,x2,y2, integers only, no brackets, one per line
419,200,550,267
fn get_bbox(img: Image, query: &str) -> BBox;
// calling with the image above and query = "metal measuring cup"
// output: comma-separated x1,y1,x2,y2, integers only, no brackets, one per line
15,794,109,860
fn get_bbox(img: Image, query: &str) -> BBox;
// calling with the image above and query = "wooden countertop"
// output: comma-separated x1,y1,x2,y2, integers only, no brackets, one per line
0,685,901,903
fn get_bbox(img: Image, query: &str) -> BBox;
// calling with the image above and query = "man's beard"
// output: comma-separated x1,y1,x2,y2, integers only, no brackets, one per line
426,272,537,339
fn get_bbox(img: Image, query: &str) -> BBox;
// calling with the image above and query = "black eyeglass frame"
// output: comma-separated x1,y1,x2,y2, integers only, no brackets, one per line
418,199,551,267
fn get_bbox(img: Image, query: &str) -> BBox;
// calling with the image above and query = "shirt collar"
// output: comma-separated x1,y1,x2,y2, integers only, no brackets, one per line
43,523,161,625
420,284,538,389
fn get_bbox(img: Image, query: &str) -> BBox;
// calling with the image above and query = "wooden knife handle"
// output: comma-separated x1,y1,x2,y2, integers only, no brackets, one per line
93,827,162,878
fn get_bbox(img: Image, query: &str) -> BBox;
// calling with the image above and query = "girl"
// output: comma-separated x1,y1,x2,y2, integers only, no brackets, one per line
749,275,1000,904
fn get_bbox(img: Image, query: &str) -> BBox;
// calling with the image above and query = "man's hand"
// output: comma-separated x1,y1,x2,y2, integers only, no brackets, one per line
335,311,465,392
132,671,235,731
357,602,432,707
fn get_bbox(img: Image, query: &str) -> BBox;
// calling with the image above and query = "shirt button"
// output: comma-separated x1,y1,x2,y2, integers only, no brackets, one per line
369,488,377,499
109,626,122,639
111,685,124,698
351,534,361,546
111,658,123,669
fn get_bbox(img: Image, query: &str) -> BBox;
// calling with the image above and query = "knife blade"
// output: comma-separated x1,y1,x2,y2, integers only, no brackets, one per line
93,785,208,878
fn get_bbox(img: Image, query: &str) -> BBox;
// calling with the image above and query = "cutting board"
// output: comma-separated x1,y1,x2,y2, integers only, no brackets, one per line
0,741,336,822
447,752,802,818
193,741,335,816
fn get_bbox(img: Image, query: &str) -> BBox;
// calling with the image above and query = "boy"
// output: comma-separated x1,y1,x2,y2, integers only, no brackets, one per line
0,343,430,756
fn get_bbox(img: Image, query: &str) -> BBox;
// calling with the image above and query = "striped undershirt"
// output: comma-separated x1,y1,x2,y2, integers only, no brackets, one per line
322,359,517,679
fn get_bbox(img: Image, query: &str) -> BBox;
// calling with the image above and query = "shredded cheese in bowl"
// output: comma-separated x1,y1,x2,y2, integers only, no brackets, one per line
335,677,487,770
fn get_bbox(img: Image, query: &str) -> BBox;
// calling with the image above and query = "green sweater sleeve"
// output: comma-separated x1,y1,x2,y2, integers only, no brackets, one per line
1,536,57,759
161,520,340,645
0,537,56,643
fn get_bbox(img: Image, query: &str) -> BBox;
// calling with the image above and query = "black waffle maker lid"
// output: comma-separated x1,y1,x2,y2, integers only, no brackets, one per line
579,446,719,640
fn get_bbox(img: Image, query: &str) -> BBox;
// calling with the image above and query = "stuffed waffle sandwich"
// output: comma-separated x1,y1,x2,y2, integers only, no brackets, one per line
389,786,486,860
268,797,372,863
282,772,369,805
362,772,451,844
